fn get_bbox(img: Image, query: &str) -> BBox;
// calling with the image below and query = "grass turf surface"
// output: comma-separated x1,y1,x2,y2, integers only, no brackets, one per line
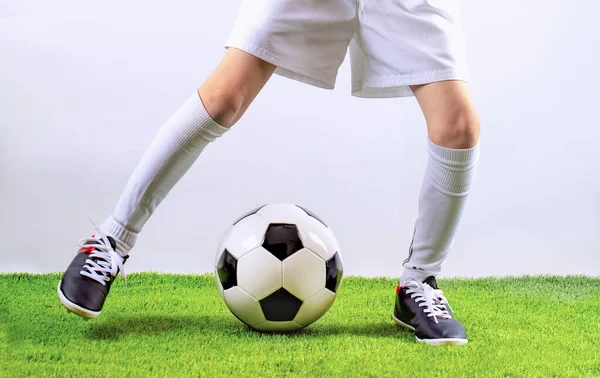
1,274,599,377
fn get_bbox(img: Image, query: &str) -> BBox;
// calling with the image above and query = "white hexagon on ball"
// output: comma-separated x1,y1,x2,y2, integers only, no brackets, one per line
296,216,339,261
256,203,306,224
283,248,326,300
237,247,283,299
294,288,336,326
223,286,266,327
224,214,270,259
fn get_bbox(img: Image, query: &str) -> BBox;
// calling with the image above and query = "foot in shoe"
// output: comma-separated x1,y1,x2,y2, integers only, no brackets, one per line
392,276,467,345
57,224,127,319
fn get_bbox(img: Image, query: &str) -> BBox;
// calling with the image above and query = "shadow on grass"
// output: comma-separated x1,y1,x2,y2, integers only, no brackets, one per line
87,315,226,340
87,314,414,342
293,320,414,341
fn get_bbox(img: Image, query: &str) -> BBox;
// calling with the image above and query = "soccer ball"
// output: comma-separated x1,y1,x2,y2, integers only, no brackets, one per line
215,203,343,332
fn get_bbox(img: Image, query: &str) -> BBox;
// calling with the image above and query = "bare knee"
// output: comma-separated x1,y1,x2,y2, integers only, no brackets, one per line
197,87,245,128
428,107,481,149
412,81,481,149
198,49,276,128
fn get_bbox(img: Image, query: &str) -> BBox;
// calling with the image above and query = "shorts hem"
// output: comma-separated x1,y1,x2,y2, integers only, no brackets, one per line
352,68,470,98
224,39,336,90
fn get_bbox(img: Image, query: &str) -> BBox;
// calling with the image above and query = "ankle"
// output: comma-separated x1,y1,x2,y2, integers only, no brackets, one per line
400,268,433,287
100,216,137,256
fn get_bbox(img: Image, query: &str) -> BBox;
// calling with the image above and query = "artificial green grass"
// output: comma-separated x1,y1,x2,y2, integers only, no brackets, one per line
1,274,599,377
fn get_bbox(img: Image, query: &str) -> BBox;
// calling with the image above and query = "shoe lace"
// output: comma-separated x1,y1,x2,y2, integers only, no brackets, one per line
79,218,127,290
405,280,452,324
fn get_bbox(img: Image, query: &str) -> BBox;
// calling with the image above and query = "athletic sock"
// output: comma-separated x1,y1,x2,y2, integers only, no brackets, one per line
100,92,228,256
400,139,480,285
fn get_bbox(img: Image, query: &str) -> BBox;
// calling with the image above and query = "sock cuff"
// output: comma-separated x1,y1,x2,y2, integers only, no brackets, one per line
169,93,229,152
427,139,480,196
100,216,138,256
400,268,435,286
427,140,480,164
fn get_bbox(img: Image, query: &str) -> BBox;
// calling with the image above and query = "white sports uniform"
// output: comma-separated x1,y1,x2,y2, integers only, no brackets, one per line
226,0,468,98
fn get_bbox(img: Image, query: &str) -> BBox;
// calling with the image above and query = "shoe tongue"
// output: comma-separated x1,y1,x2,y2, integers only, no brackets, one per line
423,276,439,289
103,236,117,250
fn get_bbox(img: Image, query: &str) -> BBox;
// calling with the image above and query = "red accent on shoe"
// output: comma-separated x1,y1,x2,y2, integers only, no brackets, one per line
396,285,402,294
78,246,95,254
78,234,98,254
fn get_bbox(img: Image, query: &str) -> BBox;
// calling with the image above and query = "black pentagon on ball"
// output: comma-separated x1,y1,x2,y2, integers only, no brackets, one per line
295,205,328,227
259,288,303,321
262,224,304,261
232,204,267,225
216,249,237,290
325,252,343,292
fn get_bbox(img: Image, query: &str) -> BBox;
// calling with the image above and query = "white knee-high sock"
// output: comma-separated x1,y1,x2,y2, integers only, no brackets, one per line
400,139,480,285
100,93,228,255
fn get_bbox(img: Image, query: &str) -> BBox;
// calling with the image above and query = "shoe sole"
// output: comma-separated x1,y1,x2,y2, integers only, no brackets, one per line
392,314,468,346
57,281,101,320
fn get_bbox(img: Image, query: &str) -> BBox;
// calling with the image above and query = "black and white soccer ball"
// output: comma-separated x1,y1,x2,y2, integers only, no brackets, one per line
215,203,343,332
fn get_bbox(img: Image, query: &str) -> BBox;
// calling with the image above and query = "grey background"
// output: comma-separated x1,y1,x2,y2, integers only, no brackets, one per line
1,0,598,277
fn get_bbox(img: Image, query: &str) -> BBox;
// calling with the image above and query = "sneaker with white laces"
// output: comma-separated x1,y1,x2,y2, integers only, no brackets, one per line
392,276,467,345
57,226,127,319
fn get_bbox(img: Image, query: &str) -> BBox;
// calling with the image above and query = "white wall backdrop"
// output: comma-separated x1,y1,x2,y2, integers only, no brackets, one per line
1,0,598,277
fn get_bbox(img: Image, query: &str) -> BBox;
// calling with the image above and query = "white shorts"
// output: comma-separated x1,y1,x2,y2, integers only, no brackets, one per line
225,0,469,98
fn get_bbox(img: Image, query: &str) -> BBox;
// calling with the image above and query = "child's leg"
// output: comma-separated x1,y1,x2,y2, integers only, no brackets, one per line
101,49,276,255
58,49,276,318
400,80,480,284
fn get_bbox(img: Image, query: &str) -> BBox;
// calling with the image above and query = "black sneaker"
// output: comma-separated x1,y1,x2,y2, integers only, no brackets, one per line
393,276,467,345
57,230,127,319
